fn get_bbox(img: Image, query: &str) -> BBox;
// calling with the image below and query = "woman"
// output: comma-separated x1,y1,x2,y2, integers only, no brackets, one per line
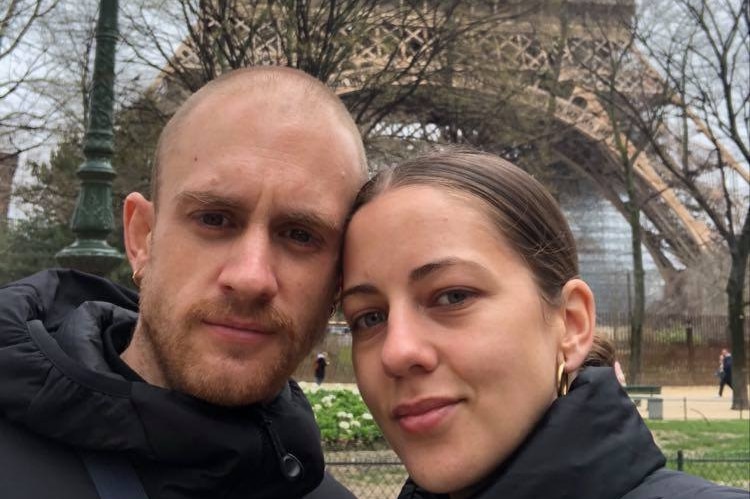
340,150,744,499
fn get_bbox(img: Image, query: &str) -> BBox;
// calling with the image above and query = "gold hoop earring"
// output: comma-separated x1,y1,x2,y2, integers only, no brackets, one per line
557,360,569,397
131,267,144,288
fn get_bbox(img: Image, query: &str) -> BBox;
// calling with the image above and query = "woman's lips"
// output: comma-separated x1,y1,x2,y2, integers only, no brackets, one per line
392,397,461,434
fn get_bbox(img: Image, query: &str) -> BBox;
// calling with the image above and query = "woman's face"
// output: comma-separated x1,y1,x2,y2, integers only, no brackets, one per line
342,185,565,496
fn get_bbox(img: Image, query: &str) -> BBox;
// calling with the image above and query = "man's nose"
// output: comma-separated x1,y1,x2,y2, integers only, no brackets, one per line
217,228,279,303
380,307,438,378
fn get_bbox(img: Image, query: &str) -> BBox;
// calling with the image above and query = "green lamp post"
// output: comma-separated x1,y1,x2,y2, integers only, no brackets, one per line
56,0,123,275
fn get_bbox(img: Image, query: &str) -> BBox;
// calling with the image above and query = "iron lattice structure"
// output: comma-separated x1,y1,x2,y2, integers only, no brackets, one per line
153,0,747,287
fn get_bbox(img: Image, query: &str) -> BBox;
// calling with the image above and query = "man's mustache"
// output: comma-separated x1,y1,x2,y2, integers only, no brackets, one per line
185,298,294,334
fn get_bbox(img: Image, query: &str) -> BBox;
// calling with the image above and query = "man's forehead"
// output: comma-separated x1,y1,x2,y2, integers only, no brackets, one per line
193,78,330,122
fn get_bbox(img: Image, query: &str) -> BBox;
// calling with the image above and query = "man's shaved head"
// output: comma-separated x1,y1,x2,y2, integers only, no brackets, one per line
151,66,367,205
123,65,368,406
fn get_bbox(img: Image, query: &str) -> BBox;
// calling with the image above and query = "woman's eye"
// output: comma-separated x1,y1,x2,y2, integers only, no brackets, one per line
435,289,472,306
352,311,387,331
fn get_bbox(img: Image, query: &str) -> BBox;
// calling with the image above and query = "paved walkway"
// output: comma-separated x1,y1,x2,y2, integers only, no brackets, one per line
305,382,748,420
635,385,748,420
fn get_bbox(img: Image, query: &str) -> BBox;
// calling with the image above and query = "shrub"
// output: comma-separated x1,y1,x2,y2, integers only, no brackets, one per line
302,384,385,448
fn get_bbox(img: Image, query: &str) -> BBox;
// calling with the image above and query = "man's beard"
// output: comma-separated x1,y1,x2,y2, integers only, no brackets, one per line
137,279,329,406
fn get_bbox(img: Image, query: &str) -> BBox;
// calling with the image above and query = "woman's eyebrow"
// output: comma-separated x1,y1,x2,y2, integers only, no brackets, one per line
342,259,489,301
340,283,379,301
409,258,487,283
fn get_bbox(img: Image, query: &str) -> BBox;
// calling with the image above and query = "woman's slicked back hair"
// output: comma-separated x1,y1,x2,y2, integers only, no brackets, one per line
351,148,579,304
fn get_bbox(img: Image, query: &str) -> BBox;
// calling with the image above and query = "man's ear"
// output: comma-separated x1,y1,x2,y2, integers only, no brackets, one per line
123,192,154,273
559,278,596,372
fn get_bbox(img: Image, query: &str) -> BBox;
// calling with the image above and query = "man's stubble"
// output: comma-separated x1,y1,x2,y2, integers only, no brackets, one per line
135,265,332,406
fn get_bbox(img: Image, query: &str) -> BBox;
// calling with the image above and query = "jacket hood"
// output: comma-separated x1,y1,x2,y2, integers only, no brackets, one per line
398,367,666,499
0,269,325,498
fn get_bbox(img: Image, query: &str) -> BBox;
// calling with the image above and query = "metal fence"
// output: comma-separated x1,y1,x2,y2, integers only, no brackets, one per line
325,451,750,497
668,451,750,490
631,395,747,421
597,312,749,385
295,314,750,385
325,451,406,499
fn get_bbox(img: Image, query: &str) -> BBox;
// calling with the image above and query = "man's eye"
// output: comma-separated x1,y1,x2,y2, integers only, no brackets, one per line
435,289,472,306
198,212,229,227
289,228,313,243
352,311,387,331
281,227,317,246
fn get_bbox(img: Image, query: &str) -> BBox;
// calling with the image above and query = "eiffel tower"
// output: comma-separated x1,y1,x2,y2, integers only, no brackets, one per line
153,0,745,301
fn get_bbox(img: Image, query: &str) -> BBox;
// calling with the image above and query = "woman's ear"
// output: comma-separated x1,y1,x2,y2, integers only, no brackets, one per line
559,278,596,372
123,192,154,274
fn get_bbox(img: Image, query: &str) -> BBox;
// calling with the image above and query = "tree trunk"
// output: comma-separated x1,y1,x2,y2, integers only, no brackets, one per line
625,157,645,385
628,208,645,385
727,246,749,411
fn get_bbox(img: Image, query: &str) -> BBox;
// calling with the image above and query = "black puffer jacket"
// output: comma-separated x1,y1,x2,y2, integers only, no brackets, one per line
397,368,747,499
0,269,352,499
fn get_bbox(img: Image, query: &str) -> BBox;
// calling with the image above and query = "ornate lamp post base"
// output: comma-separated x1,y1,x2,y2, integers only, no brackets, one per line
56,241,123,276
56,0,123,276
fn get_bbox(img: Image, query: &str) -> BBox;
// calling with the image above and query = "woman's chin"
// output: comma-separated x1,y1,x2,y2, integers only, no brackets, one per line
402,455,484,497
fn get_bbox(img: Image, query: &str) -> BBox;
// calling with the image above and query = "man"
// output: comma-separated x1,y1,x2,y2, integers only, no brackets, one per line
0,67,366,498
718,348,733,397
314,352,329,385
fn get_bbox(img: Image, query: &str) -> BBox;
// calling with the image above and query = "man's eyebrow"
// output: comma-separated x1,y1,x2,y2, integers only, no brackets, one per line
176,192,339,234
409,258,486,283
284,210,340,235
176,190,245,210
340,283,379,301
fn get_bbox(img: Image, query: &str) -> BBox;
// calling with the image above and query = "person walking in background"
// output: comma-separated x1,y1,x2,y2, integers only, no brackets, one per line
315,352,329,385
718,348,733,397
614,359,627,387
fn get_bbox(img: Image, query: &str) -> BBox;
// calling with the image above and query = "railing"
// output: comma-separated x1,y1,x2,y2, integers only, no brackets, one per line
325,452,406,499
324,451,750,496
295,314,750,385
631,395,746,421
669,451,750,490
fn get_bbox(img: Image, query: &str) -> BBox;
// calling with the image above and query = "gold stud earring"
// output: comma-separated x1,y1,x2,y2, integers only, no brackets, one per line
131,267,144,288
557,360,569,397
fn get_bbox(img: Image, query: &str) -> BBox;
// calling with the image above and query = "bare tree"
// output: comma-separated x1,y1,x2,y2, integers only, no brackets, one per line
119,0,537,150
0,0,59,152
569,10,674,384
631,0,749,409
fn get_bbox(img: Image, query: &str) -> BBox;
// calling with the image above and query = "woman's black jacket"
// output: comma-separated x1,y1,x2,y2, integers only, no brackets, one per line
398,367,747,499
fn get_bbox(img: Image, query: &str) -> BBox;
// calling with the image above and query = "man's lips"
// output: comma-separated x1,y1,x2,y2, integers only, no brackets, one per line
202,319,276,343
391,397,462,434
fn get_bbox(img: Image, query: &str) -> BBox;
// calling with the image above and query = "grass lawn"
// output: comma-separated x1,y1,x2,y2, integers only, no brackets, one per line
646,420,749,489
646,420,750,457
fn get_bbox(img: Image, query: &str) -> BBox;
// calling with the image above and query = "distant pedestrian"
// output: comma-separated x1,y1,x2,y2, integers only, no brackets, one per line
315,352,329,385
614,360,627,387
718,348,733,397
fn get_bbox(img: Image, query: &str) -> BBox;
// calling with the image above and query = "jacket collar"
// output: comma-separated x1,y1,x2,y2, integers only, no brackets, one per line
0,269,325,498
399,368,665,499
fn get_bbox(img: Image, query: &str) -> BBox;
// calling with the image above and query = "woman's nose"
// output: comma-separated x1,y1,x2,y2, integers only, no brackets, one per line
380,308,439,378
